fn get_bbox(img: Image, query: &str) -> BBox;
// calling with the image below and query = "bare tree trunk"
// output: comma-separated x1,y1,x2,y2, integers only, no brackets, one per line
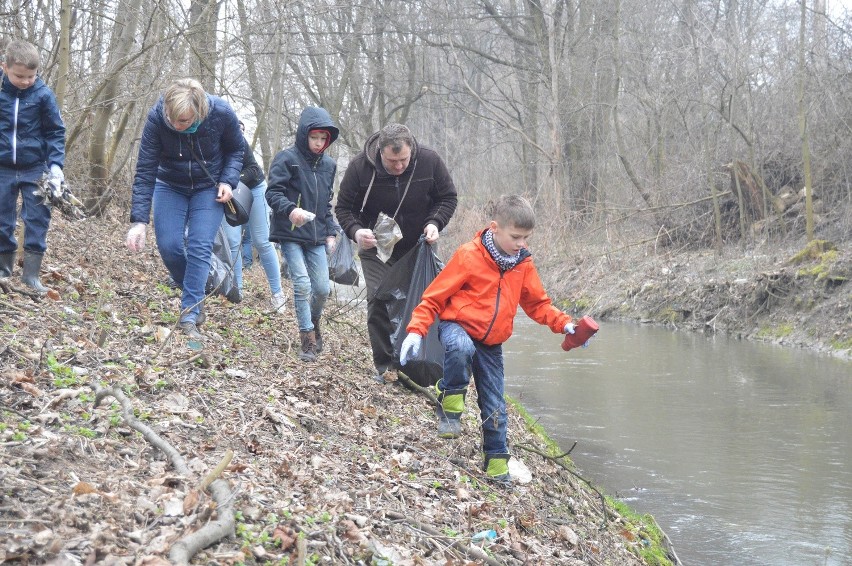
54,0,71,109
798,0,814,241
86,0,142,215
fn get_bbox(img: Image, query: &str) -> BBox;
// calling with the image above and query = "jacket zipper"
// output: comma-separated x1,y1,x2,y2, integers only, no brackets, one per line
481,271,504,342
12,97,19,165
311,159,319,243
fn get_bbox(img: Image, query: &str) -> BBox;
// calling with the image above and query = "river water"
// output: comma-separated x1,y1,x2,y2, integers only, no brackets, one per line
503,317,852,566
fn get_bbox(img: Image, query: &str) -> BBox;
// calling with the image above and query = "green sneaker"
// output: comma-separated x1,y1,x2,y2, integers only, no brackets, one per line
484,453,512,484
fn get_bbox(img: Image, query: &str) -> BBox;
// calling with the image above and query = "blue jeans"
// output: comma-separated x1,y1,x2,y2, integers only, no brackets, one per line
223,181,281,294
280,241,330,331
152,181,223,323
241,228,253,268
0,165,51,254
438,321,508,455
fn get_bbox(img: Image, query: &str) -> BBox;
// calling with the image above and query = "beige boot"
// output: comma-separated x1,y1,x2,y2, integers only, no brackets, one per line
299,330,317,362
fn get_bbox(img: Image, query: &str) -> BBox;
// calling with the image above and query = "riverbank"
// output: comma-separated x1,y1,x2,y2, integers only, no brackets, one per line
0,214,671,565
546,238,852,361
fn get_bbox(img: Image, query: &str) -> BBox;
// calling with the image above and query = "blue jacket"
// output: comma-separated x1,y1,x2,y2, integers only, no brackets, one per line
130,95,243,224
266,107,340,245
0,75,65,169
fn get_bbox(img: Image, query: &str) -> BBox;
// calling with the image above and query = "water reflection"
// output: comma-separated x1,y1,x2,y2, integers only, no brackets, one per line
504,317,852,566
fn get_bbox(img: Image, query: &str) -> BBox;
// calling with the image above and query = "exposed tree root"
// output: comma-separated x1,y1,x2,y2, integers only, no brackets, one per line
93,384,236,565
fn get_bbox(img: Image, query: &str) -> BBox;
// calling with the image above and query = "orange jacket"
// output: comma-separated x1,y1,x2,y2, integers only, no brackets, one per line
407,229,572,345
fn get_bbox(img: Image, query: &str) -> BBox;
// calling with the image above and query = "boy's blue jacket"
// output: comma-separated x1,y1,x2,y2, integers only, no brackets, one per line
130,95,243,224
266,107,340,246
0,75,65,169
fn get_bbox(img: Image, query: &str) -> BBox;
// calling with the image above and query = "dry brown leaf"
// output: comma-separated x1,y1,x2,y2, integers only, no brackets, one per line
72,482,98,495
183,489,200,515
272,526,297,550
340,519,366,543
46,289,60,301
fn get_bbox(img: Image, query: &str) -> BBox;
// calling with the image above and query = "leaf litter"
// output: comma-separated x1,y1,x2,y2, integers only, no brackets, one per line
0,212,666,565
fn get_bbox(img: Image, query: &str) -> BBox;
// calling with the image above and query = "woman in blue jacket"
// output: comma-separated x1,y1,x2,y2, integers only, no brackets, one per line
266,107,339,361
126,79,243,341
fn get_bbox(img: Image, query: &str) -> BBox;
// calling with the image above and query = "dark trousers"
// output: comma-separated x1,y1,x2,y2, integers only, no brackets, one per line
0,165,51,254
359,247,397,374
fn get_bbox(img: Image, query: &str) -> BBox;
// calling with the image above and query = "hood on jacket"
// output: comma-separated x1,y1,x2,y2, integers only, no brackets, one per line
295,107,339,160
363,129,419,171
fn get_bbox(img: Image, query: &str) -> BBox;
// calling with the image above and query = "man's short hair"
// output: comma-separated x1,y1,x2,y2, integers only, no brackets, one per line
377,123,414,154
491,194,535,230
5,39,40,70
163,78,210,124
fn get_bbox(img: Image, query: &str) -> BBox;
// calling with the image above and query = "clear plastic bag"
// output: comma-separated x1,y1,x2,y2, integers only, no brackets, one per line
374,211,403,262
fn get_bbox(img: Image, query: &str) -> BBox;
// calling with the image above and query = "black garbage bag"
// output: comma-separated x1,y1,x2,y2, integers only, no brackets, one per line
375,237,444,387
206,224,241,303
329,232,359,286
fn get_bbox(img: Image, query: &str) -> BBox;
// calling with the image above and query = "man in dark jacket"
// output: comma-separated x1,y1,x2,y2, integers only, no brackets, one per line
335,123,458,381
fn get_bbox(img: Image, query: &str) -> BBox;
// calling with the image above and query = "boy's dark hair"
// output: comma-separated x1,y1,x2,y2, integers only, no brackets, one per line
5,39,40,70
491,194,535,230
378,123,415,154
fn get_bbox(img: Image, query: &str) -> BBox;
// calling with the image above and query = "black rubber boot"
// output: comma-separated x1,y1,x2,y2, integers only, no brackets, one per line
0,252,14,278
21,251,49,294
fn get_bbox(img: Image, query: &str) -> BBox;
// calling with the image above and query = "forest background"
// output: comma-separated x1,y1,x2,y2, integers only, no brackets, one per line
3,0,852,352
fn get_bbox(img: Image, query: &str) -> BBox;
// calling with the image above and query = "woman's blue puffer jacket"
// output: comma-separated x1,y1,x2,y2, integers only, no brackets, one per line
130,95,243,224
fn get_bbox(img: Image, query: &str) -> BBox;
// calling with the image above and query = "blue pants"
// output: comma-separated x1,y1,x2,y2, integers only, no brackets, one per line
438,321,508,455
0,165,51,254
152,181,222,323
280,241,330,331
222,181,281,294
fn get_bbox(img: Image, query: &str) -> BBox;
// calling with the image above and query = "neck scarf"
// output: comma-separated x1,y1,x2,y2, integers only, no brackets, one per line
484,229,522,272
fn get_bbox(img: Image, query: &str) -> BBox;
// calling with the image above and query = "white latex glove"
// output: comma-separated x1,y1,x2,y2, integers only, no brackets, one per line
49,164,64,183
399,333,423,366
126,222,147,252
289,208,316,228
326,236,337,253
564,322,576,334
355,228,377,250
423,223,439,243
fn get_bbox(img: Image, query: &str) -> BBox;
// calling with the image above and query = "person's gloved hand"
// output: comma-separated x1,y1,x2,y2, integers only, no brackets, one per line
423,223,439,243
289,208,316,228
355,228,377,250
399,333,423,366
126,222,147,252
49,164,64,183
326,236,337,254
564,322,576,334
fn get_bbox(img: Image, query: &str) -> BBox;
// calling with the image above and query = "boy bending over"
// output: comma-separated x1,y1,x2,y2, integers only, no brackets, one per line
400,194,582,483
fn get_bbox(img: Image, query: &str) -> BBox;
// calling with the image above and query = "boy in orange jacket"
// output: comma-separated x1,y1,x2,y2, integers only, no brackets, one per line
400,194,584,483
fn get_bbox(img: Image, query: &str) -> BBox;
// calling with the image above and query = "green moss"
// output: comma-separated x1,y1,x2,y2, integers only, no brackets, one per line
657,307,683,324
755,323,794,339
788,240,837,265
506,396,673,565
830,337,852,351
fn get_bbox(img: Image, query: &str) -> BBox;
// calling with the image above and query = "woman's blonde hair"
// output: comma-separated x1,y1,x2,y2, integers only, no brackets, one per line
163,79,209,124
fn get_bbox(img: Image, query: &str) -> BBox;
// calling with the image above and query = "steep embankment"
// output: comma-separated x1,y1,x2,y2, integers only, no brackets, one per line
550,239,852,360
0,213,674,565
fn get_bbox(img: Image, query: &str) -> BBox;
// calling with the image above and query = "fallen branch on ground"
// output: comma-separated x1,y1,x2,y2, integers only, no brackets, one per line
93,384,235,565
